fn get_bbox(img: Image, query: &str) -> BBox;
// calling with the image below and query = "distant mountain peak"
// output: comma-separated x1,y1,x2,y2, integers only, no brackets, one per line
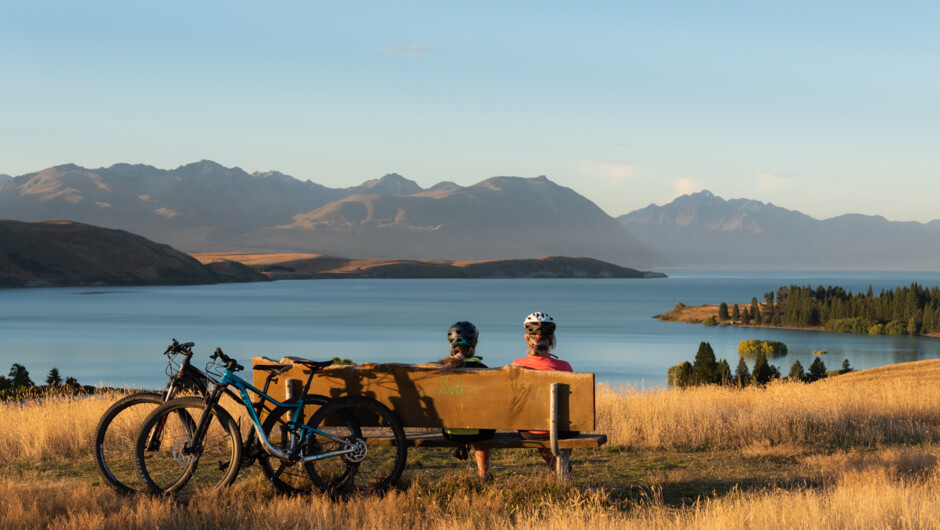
426,181,461,192
350,173,422,195
176,160,229,174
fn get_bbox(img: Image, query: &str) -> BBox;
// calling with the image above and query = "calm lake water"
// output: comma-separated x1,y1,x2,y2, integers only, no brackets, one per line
3,269,940,389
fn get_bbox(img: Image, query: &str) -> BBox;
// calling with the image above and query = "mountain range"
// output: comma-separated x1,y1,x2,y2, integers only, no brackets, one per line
618,190,940,270
0,161,661,268
2,161,938,270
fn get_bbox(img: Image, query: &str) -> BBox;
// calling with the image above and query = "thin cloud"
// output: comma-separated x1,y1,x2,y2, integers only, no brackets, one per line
578,158,633,188
380,44,432,56
756,171,796,192
673,177,707,197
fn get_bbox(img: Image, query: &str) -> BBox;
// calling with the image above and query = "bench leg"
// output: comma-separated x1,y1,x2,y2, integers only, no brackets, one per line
554,449,572,483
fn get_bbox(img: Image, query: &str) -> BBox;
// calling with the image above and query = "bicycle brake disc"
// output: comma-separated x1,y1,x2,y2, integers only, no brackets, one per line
343,438,368,463
172,437,196,465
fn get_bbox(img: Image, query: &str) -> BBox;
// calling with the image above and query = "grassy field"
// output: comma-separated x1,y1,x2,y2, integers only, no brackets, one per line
4,360,940,528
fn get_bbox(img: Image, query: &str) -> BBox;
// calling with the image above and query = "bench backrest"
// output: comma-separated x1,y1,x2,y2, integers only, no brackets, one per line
251,359,595,431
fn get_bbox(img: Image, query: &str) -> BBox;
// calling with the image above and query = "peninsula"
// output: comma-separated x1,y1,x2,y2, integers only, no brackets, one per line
192,253,667,280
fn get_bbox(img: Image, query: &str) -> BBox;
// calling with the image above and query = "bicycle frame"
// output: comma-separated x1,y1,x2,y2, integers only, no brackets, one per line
190,367,360,464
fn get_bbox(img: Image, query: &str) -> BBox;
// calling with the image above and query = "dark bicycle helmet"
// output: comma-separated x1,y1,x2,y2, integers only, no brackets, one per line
447,321,479,348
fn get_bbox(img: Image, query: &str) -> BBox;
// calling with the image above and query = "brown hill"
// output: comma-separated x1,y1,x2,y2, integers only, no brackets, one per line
0,220,267,287
192,253,666,279
818,358,940,385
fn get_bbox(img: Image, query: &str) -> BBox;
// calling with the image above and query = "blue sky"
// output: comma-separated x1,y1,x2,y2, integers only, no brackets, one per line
2,1,938,221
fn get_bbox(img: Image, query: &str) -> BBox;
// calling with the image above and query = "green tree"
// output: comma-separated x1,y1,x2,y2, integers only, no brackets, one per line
751,298,762,324
0,375,10,391
734,358,751,386
46,367,62,386
788,360,806,382
732,304,740,321
8,364,33,388
716,359,733,385
752,351,777,385
809,357,828,382
718,302,730,320
840,359,853,374
667,361,693,387
65,376,79,387
691,342,719,385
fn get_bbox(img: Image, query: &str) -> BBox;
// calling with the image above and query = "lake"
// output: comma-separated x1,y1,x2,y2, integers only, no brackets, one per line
3,269,940,390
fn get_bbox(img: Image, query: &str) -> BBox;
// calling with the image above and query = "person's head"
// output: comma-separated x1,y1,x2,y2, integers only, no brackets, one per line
448,321,478,357
524,312,556,356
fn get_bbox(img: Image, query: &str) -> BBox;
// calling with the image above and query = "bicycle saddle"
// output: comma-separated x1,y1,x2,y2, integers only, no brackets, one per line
281,356,334,370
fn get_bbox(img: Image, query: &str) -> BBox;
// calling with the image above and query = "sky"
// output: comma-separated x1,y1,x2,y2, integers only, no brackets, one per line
1,1,938,221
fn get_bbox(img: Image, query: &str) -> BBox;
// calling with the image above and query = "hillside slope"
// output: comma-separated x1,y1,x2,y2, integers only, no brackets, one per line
819,358,940,385
0,220,266,287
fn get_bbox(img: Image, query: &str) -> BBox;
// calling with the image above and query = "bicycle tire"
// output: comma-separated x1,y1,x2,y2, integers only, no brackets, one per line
256,394,330,494
93,391,166,494
304,396,407,498
135,396,243,496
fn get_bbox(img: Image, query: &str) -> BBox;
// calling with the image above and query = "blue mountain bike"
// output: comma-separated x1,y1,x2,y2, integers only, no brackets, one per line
94,339,331,495
134,348,407,498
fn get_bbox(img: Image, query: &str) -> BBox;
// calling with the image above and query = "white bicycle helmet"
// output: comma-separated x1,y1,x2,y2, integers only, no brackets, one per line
524,312,556,335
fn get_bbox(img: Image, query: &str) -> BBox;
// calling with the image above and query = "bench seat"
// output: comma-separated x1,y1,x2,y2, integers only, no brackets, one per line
253,359,607,482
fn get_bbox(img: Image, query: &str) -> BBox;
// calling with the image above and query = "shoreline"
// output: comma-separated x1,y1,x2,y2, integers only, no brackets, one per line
658,303,940,339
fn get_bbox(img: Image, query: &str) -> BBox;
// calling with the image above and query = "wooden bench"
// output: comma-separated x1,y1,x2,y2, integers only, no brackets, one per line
252,359,607,482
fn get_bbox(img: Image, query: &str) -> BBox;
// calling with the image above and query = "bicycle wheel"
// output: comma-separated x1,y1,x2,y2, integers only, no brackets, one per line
135,396,242,496
256,394,329,494
93,391,165,494
304,396,407,498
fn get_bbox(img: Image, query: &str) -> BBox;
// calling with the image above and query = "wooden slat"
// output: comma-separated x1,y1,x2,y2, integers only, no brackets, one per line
365,432,607,449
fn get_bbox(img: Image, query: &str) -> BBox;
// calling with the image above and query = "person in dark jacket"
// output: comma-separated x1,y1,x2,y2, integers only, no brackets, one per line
439,321,494,479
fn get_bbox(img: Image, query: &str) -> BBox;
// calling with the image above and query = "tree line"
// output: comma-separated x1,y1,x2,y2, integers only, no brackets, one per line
668,341,852,387
714,283,940,336
0,363,81,398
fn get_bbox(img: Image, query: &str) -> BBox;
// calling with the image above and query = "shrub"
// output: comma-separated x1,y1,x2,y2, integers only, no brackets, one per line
825,318,874,334
885,320,908,336
330,357,355,366
667,361,693,387
738,340,788,357
702,316,718,326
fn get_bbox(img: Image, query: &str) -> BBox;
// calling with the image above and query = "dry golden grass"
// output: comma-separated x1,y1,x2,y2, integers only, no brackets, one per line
191,252,323,266
5,360,940,528
3,461,940,529
596,368,940,450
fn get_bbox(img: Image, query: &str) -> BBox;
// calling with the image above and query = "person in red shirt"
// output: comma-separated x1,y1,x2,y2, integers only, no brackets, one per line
510,312,577,472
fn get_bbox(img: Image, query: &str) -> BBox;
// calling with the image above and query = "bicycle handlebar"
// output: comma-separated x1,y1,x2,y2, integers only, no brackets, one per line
164,338,195,356
211,347,244,372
